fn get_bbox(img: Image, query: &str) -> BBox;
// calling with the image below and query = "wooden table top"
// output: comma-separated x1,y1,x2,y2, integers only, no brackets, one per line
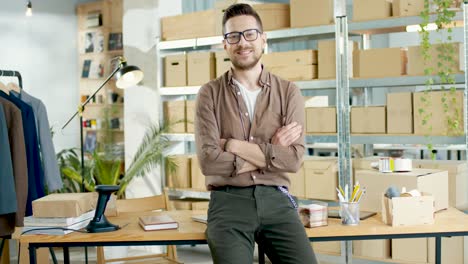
19,208,468,245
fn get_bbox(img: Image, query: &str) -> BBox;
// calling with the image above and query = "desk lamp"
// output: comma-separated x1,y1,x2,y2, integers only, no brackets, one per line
86,185,120,233
62,56,144,192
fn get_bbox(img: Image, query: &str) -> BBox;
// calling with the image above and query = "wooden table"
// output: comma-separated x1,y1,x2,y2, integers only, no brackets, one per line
20,208,468,264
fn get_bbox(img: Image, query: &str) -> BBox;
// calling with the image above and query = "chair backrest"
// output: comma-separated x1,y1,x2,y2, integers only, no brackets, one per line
116,193,170,214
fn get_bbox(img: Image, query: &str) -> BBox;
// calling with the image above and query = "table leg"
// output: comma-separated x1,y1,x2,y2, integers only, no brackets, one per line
49,247,58,264
63,247,70,264
341,241,353,264
85,246,88,264
29,244,37,264
435,237,441,264
258,244,265,264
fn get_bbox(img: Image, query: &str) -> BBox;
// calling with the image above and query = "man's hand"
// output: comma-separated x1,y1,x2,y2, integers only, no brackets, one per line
271,122,302,147
219,138,227,150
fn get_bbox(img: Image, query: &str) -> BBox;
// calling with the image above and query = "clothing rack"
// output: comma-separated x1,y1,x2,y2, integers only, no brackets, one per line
0,70,23,89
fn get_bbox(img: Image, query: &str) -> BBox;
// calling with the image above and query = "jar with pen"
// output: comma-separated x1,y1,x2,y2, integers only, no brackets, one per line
336,183,366,226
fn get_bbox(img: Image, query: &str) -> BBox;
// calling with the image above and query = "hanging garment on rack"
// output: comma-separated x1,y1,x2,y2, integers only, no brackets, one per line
11,90,63,191
0,104,17,215
0,91,44,216
0,97,27,236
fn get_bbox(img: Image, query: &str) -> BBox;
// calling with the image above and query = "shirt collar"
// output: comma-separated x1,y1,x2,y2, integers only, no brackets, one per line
227,64,271,89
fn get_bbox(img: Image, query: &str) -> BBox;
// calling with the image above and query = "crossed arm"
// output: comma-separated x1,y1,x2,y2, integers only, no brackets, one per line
222,122,303,173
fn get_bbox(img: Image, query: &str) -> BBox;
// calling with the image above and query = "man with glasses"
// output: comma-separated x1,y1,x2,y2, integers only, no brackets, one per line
195,3,317,264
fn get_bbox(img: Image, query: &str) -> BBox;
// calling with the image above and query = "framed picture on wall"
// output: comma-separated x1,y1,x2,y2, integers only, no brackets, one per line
108,32,123,51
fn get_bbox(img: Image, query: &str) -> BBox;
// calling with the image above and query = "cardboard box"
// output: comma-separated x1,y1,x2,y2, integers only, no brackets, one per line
190,155,206,190
382,193,435,226
187,52,215,86
215,51,231,77
353,157,380,170
215,2,289,35
353,240,391,259
166,154,191,188
32,193,97,218
407,43,462,76
318,40,356,79
185,100,196,133
268,65,317,81
392,238,428,263
428,236,464,264
351,106,386,134
413,160,468,207
170,201,193,210
304,96,328,108
304,158,338,201
312,241,340,254
393,0,425,17
387,92,413,134
355,169,448,212
161,10,215,40
353,0,392,21
163,101,186,133
306,107,336,133
354,48,406,78
288,165,305,198
164,54,187,87
262,50,318,67
291,0,334,28
191,201,209,210
413,90,464,136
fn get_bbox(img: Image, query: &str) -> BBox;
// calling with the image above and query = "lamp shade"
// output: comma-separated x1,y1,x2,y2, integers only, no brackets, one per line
115,64,144,89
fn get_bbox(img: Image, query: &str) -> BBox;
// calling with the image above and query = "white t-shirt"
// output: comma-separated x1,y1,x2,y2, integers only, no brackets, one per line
233,79,261,122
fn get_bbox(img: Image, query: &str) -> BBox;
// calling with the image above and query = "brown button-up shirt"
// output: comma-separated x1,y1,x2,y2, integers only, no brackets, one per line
195,67,305,190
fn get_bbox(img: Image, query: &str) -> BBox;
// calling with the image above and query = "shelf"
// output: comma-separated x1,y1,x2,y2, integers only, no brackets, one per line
306,134,465,144
163,133,195,141
163,133,465,145
349,74,465,88
158,24,336,50
349,11,463,35
160,86,201,95
157,12,463,50
159,74,466,95
166,188,210,200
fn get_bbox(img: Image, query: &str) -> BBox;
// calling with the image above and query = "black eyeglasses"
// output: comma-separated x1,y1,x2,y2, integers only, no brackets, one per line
224,29,262,44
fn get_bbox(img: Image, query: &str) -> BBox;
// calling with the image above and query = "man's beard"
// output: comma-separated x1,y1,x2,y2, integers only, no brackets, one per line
231,48,261,71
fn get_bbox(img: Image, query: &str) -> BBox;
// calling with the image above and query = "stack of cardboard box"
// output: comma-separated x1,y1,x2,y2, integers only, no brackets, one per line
165,154,208,210
262,50,318,81
163,100,196,133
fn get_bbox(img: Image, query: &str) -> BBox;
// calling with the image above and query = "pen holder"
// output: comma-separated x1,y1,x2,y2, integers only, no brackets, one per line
340,202,360,226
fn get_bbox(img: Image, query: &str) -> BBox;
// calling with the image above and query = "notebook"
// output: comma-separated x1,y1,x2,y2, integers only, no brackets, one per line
191,215,208,224
139,215,179,231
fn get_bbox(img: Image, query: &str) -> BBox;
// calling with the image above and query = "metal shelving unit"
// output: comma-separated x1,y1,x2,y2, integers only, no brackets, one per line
157,5,468,207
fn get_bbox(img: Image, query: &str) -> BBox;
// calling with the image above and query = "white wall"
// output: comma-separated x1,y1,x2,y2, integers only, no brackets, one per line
0,0,92,152
123,0,182,198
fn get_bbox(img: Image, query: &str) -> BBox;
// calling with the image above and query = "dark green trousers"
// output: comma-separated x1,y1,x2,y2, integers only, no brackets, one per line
206,185,318,264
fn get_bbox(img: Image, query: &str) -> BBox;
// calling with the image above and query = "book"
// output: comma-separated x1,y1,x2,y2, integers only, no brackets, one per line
139,215,178,231
81,59,91,78
108,32,123,51
24,210,95,227
191,215,207,224
22,218,91,235
83,131,97,153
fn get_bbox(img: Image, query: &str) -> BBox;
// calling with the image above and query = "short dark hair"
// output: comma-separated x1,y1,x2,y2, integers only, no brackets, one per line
222,3,263,34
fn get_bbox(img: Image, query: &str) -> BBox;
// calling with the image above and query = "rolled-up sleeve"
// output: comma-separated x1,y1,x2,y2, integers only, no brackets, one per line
195,85,245,177
258,83,305,173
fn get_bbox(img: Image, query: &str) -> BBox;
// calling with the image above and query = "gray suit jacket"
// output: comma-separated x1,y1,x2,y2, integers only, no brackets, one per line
0,103,17,215
12,90,63,191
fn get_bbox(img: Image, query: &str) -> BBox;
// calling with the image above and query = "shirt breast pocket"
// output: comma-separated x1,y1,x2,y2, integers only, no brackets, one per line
256,111,285,140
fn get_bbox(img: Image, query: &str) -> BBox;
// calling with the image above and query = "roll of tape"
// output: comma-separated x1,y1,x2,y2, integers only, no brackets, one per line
394,158,412,172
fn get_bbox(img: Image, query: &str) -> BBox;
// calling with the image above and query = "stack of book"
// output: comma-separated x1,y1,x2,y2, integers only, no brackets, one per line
139,215,178,231
22,210,95,235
